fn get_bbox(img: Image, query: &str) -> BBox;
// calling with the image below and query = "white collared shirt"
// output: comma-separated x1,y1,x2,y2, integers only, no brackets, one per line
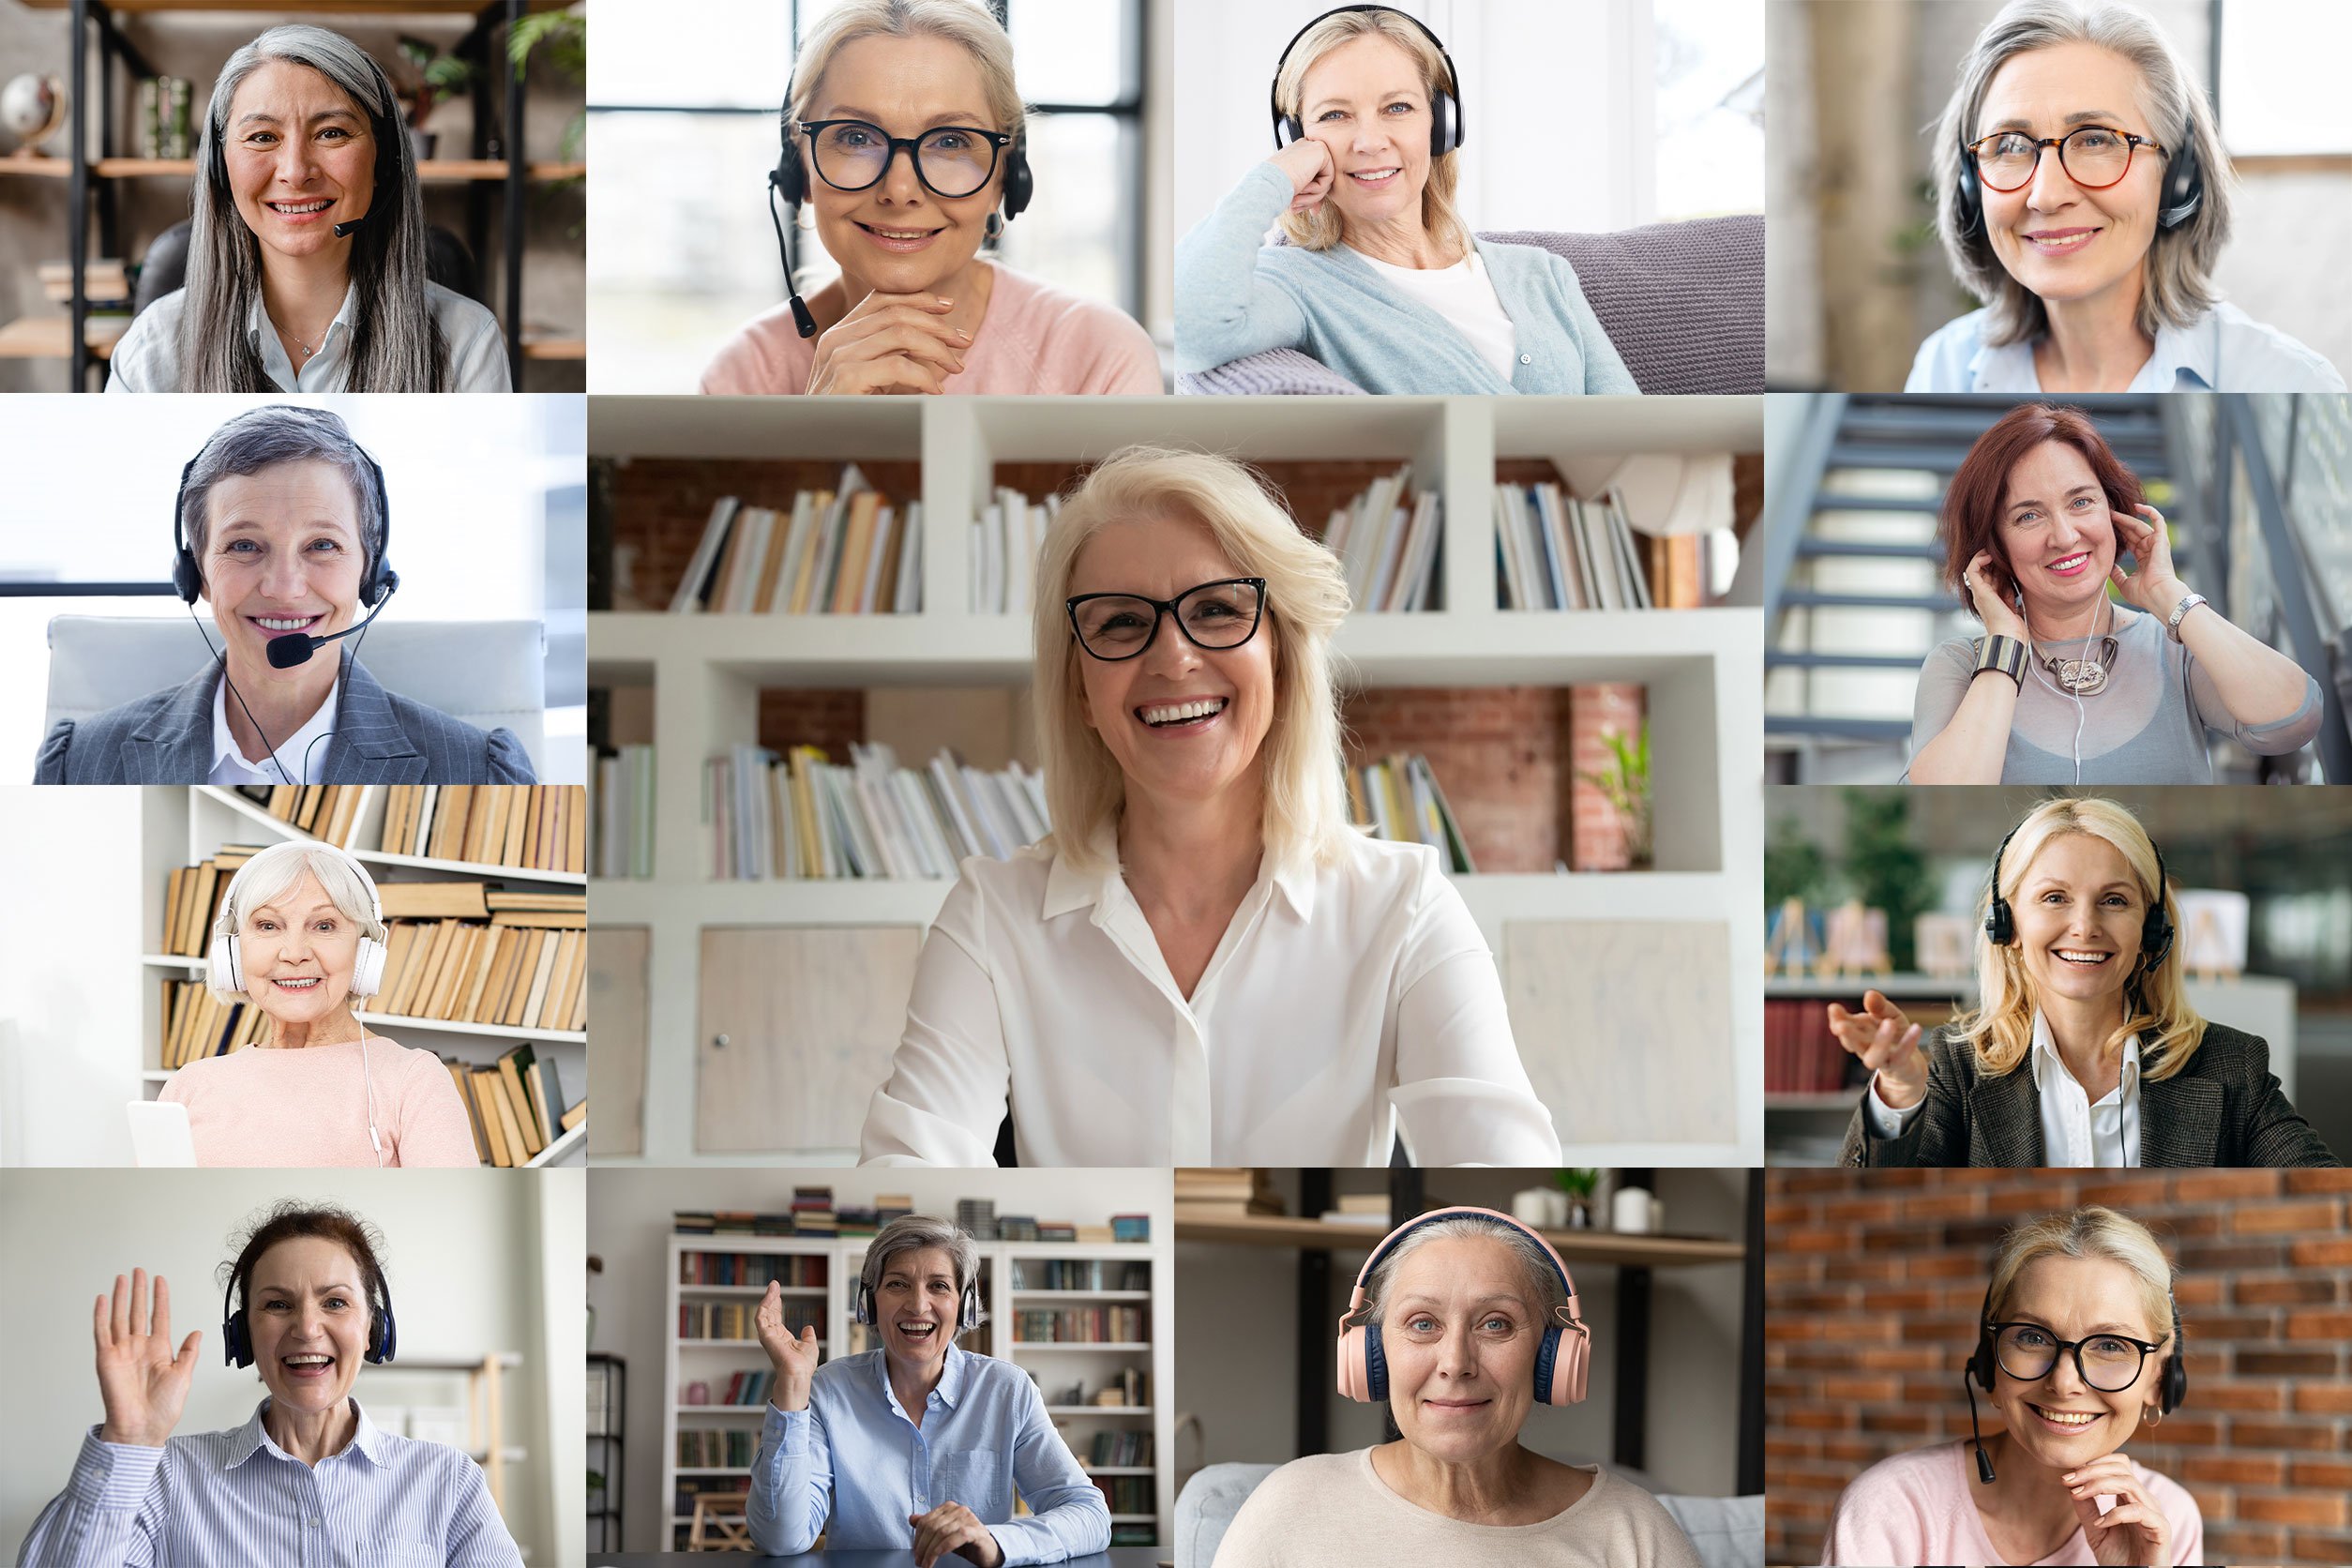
105,280,510,392
859,824,1561,1167
1907,300,2346,393
1866,1009,2142,1166
209,671,340,787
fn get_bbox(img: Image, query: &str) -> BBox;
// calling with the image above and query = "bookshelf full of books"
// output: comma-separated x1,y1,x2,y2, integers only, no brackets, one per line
589,395,1766,1166
140,785,589,1167
660,1197,1174,1548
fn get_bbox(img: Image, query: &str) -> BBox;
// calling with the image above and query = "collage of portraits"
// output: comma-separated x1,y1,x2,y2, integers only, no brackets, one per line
1,1,2349,1565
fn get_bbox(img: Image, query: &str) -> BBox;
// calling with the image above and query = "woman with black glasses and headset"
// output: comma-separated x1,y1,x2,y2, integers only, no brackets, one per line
701,0,1159,396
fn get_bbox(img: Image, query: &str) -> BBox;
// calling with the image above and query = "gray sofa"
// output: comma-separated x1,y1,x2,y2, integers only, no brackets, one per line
1174,1458,1765,1568
1177,212,1764,397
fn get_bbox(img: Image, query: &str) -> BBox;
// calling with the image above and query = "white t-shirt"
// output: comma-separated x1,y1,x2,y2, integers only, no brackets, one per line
858,823,1560,1167
1346,245,1520,382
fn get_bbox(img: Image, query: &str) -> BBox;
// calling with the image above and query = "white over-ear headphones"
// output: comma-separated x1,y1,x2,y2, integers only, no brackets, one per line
206,841,390,1003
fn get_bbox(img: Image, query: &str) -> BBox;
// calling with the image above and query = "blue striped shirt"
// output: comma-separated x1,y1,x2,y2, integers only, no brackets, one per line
748,1344,1111,1562
17,1398,521,1567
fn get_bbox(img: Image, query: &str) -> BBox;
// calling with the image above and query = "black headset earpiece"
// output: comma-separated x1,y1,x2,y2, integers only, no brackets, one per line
1983,821,2022,947
221,1254,398,1368
1986,818,2173,970
2157,136,2203,231
1269,5,1465,158
1954,135,1986,239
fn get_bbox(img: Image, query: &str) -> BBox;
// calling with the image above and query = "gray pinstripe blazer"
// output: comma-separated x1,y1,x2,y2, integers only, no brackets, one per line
1839,1023,2341,1168
34,653,535,785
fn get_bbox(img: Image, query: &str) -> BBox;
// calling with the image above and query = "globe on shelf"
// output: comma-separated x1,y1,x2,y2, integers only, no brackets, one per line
1,74,68,152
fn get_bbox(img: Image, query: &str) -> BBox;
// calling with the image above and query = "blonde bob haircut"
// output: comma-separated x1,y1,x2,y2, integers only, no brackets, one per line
1985,1207,2178,1366
1272,8,1470,257
1031,445,1355,878
1953,796,2205,1080
1931,0,2233,347
206,839,387,1004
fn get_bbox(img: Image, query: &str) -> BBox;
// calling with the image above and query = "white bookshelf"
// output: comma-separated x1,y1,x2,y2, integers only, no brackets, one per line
140,786,587,1168
589,396,1765,1166
661,1229,1173,1550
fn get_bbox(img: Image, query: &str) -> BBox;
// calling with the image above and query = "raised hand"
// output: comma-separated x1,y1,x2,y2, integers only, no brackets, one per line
1963,549,2028,642
2107,505,2189,621
804,291,971,396
1268,136,1335,214
2067,1452,2174,1567
1826,989,1929,1110
94,1269,202,1448
755,1280,820,1411
909,1502,1003,1568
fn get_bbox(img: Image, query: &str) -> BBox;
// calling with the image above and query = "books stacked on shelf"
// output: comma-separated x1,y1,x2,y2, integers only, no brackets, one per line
1326,466,1441,613
1494,483,1705,611
971,485,1056,614
1092,1477,1154,1516
1087,1430,1153,1467
1346,754,1476,874
677,1428,759,1469
1173,1169,1282,1218
136,74,194,159
672,1478,744,1531
1013,1305,1149,1344
1766,994,1956,1095
1013,1259,1152,1291
1036,1222,1076,1243
158,979,267,1067
680,1252,827,1287
673,1212,796,1237
682,1297,814,1341
1044,1367,1149,1407
996,1214,1040,1243
1111,1214,1151,1243
702,1368,779,1408
791,1186,837,1236
160,844,267,956
708,743,1050,881
668,470,921,615
592,745,656,879
876,1193,915,1225
377,786,586,874
369,897,589,1034
957,1198,999,1241
447,1044,573,1167
230,783,371,847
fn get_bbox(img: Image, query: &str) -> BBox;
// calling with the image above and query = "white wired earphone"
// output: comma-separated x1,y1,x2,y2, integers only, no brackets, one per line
2020,586,2110,787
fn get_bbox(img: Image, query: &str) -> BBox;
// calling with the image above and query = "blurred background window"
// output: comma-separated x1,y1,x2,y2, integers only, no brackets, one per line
2218,4,2352,156
1654,0,1765,220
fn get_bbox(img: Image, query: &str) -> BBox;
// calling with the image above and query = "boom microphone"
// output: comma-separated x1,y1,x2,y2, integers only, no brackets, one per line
264,570,400,669
332,209,369,238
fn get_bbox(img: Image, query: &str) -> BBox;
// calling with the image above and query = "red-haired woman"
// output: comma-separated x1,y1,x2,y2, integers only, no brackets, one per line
1908,402,2317,783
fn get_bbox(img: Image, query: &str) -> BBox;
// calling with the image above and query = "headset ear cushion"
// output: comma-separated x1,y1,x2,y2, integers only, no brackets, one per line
1970,1331,1998,1395
371,1301,397,1364
351,936,387,1000
1003,134,1033,220
1552,1320,1591,1404
1362,1321,1388,1403
208,934,244,998
225,1309,251,1369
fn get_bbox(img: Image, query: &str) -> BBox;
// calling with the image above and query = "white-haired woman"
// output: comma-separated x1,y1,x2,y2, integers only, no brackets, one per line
859,446,1560,1168
1821,1208,2201,1565
1217,1207,1701,1567
748,1215,1108,1565
107,24,507,393
702,0,1157,396
1176,6,1635,395
1909,0,2344,393
1833,797,2336,1167
164,839,476,1167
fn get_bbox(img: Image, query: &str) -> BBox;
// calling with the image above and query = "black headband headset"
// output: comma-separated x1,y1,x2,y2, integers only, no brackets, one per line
1955,119,2204,237
173,423,400,784
1983,817,2175,980
221,1242,398,1369
205,48,403,241
1965,1274,2185,1485
765,52,1034,340
855,1252,984,1335
1271,5,1464,155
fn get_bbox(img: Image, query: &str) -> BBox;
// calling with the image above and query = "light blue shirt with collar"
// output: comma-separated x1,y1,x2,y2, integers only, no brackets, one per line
18,1396,523,1566
1865,1009,2142,1166
106,279,510,393
1907,300,2346,392
747,1342,1111,1562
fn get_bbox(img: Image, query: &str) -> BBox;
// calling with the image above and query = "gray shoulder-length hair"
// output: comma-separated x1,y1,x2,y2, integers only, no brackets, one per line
207,839,387,1003
180,405,386,595
1931,0,2233,345
1355,1214,1570,1329
184,24,448,392
861,1214,987,1328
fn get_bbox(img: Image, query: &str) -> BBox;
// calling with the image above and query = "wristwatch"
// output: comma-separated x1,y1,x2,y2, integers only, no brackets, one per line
2165,592,2209,643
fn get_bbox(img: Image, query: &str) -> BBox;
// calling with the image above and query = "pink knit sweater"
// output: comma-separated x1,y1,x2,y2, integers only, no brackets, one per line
1820,1441,2202,1567
160,1036,480,1168
699,262,1161,396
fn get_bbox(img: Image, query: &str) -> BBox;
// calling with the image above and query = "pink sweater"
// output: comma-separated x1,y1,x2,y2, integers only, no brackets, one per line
1820,1441,2202,1567
699,262,1161,396
161,1036,480,1168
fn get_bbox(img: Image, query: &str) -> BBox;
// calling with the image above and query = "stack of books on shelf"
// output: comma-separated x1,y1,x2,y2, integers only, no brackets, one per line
445,1042,579,1168
1326,466,1441,613
673,1212,796,1237
707,743,1050,880
591,745,656,879
694,1369,779,1409
369,883,588,1033
160,844,267,957
1111,1214,1151,1243
957,1198,998,1240
1013,1304,1148,1344
1013,1259,1152,1290
1087,1430,1153,1467
230,784,371,847
1347,754,1475,873
1494,482,1705,611
158,978,267,1067
681,1297,815,1341
971,484,1056,613
1765,995,1957,1095
995,1214,1042,1243
1093,1477,1154,1517
1174,1168,1283,1218
877,1193,915,1226
668,468,921,615
379,786,586,874
676,1429,759,1469
1044,1367,1149,1408
680,1253,827,1287
790,1186,837,1235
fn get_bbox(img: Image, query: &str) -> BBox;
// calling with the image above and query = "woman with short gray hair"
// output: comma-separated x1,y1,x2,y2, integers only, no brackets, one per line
106,23,507,392
747,1214,1108,1564
1909,0,2343,392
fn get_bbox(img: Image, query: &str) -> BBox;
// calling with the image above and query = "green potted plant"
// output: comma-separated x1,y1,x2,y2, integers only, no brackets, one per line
509,6,586,170
1554,1168,1601,1229
1577,721,1652,868
396,35,475,163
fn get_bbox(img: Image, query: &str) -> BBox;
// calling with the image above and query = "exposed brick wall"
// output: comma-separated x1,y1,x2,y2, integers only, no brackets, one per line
1766,1169,2352,1567
755,690,865,758
1341,686,1569,874
606,457,923,611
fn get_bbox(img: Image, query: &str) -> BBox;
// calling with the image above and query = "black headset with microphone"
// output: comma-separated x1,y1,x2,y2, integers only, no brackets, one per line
1983,820,2176,980
1270,5,1464,156
764,65,1034,340
221,1244,399,1370
204,42,404,242
1965,1278,2185,1485
1955,126,2205,238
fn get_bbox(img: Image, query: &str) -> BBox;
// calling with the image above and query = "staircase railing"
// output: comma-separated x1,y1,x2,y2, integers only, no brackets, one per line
1760,393,1846,627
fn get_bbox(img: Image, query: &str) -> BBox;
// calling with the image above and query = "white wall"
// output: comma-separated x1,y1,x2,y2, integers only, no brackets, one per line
0,785,143,1166
1176,0,1658,245
587,1167,1175,1553
0,1168,582,1566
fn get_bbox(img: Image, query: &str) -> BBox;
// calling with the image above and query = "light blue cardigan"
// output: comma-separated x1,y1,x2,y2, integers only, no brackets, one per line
1176,161,1638,396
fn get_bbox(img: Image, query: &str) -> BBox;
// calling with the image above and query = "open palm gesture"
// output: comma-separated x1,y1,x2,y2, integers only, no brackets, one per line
95,1269,202,1448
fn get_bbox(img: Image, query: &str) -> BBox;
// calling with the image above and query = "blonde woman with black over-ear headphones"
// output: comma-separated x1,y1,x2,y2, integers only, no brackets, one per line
164,839,476,1167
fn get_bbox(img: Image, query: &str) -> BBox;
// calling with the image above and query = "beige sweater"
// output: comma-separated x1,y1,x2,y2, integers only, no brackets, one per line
1211,1448,1705,1568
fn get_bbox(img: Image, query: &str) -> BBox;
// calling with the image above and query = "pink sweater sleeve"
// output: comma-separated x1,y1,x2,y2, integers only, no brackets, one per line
388,1048,486,1168
700,305,813,395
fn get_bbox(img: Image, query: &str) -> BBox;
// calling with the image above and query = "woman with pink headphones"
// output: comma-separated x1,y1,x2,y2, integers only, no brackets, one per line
1214,1207,1700,1566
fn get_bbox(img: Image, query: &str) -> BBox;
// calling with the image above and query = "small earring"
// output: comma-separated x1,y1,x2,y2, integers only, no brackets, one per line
2146,1406,2162,1427
985,211,1003,242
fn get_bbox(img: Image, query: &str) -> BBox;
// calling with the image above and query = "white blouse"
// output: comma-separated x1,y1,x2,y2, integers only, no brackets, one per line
859,824,1561,1167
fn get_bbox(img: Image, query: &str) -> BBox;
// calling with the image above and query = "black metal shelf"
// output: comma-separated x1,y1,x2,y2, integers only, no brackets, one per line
589,1351,626,1553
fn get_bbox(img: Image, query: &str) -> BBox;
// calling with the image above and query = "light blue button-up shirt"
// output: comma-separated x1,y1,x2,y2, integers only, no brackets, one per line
17,1397,522,1566
747,1345,1112,1562
106,280,510,393
1907,300,2345,392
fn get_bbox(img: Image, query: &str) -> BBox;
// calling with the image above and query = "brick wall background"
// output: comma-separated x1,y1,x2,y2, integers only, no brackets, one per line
1766,1169,2352,1567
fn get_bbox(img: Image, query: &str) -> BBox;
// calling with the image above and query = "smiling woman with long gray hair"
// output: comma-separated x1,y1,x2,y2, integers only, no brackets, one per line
106,24,507,393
